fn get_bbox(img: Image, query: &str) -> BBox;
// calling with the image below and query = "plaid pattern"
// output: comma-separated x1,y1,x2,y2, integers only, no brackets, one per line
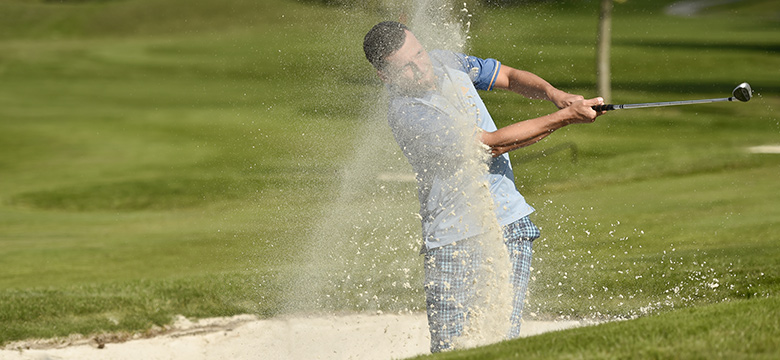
503,215,541,240
503,215,540,339
423,216,539,352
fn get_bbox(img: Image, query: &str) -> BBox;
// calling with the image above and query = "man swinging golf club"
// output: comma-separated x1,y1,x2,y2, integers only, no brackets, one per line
363,21,604,352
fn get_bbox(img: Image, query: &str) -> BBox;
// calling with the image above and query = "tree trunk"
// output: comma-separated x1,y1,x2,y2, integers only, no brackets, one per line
597,0,613,102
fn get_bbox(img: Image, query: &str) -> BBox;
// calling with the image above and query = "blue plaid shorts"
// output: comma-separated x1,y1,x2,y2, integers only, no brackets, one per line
423,216,539,352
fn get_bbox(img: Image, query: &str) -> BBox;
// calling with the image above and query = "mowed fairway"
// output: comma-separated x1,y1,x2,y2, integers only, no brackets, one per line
1,0,779,358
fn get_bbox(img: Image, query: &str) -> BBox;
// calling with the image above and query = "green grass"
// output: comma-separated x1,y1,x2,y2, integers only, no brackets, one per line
412,296,780,359
0,0,778,358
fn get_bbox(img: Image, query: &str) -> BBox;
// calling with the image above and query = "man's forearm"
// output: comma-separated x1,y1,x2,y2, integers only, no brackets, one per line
494,65,584,109
480,96,603,157
495,66,556,101
485,133,551,157
479,107,574,156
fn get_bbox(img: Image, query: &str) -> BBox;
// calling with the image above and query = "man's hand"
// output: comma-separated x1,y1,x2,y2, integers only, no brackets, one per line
566,97,605,124
549,89,585,109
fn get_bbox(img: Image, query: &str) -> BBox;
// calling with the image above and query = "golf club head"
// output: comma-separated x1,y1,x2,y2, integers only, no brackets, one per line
732,82,752,102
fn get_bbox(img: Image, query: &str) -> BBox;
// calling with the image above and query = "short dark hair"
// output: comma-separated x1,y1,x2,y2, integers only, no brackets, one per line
363,21,409,71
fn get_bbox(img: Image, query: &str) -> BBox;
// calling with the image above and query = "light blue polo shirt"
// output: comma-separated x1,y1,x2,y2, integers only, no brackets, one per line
387,50,535,250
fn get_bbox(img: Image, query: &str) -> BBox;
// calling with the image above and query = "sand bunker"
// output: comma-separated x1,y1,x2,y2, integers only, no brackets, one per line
747,145,780,154
2,313,585,360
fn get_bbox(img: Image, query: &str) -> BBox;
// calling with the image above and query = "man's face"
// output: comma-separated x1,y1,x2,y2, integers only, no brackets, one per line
380,30,435,93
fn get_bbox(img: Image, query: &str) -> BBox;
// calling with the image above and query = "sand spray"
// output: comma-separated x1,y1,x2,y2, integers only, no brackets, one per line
283,0,521,350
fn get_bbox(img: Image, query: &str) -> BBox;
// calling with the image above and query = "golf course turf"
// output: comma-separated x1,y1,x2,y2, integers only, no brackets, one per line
0,0,778,358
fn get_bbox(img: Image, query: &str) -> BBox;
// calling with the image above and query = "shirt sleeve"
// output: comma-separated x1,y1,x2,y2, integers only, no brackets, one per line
461,54,502,91
431,50,502,91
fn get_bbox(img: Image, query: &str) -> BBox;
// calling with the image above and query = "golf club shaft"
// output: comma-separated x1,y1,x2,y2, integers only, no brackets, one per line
593,97,736,111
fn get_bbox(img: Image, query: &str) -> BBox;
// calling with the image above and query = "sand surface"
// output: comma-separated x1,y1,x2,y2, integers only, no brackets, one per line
1,313,585,360
747,145,780,154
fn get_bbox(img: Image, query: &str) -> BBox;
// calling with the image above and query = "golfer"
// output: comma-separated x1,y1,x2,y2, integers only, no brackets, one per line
363,21,604,352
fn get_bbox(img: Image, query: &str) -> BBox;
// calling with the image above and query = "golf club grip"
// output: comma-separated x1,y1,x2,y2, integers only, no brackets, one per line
592,104,616,111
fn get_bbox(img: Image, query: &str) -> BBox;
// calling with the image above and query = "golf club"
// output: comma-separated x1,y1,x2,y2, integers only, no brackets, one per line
592,82,752,111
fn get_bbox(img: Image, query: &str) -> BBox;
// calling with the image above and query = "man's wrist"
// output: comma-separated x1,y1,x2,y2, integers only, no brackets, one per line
561,106,579,126
545,87,564,104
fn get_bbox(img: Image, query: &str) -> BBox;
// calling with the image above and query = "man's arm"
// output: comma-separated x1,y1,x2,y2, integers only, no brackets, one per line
479,97,604,157
491,64,583,109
